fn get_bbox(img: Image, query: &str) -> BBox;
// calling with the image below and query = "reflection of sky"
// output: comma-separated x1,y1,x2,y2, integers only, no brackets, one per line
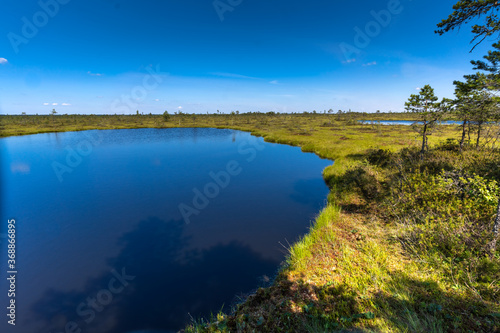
0,128,331,332
9,162,30,174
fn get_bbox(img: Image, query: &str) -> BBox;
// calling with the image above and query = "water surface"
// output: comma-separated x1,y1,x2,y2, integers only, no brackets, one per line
358,120,461,125
0,128,331,333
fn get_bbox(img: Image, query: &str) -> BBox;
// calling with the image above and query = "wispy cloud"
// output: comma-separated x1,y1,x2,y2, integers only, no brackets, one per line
44,102,71,106
268,94,295,98
42,102,71,106
209,72,258,80
0,58,8,65
343,58,356,64
362,61,377,67
269,80,279,85
87,71,103,76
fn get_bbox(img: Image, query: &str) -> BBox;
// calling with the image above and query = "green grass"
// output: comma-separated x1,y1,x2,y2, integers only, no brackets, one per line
2,113,498,332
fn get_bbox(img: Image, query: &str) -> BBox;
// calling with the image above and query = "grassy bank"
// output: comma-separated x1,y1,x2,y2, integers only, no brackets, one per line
135,115,499,332
2,113,498,332
188,146,499,332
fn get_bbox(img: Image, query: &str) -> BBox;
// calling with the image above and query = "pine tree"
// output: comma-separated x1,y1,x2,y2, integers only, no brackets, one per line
453,76,498,150
404,85,444,157
436,1,500,50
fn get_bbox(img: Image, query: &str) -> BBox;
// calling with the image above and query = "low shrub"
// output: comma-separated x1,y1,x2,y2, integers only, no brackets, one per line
366,148,393,168
342,165,383,201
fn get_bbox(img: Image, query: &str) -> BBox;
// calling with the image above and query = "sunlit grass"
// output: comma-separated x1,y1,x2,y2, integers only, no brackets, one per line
3,113,497,332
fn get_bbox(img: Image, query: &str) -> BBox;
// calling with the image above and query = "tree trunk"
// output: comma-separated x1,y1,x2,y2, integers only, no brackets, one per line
460,120,467,152
468,122,471,145
421,123,428,159
490,198,500,256
476,122,482,150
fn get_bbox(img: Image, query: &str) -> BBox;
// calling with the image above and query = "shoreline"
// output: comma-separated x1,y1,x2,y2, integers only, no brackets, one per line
3,114,496,332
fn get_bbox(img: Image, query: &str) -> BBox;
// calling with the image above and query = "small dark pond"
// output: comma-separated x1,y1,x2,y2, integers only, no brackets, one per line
0,128,331,333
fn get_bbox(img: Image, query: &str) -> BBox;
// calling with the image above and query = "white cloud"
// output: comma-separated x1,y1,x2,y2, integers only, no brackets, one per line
269,80,279,85
178,106,182,109
343,58,356,64
269,94,295,98
416,87,421,90
87,71,103,76
362,61,377,67
209,72,258,80
154,99,160,102
45,102,71,106
0,58,8,64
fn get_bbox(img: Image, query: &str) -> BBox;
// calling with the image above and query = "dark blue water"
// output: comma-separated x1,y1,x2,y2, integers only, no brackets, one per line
0,128,331,333
358,120,461,125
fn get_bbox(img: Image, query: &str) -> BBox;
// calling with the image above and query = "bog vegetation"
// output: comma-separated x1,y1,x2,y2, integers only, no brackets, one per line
2,110,499,332
2,1,500,331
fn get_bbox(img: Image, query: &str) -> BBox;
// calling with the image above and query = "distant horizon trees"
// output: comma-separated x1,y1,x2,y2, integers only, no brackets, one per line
163,110,170,122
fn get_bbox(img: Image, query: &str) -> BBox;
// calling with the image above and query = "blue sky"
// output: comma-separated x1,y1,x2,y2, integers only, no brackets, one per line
0,0,494,114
